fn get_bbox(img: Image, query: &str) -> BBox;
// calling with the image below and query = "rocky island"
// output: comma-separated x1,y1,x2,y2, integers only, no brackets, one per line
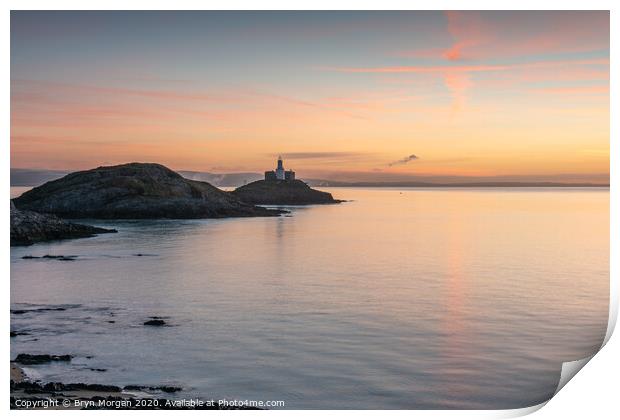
233,179,341,205
232,156,342,206
10,202,116,246
12,163,283,219
231,156,343,205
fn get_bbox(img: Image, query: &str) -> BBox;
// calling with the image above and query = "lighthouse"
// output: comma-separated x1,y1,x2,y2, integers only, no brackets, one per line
275,156,285,180
264,156,296,181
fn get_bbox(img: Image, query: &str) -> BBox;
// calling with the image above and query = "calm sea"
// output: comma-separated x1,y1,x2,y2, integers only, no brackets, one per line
10,187,609,409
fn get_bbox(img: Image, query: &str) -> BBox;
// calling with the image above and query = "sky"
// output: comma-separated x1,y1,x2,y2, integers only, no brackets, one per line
10,11,610,183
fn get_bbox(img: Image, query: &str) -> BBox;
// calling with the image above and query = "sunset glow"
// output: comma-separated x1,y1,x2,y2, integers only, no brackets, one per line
11,11,609,183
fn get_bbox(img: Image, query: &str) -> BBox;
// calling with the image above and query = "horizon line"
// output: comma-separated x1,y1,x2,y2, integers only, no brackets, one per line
9,166,610,188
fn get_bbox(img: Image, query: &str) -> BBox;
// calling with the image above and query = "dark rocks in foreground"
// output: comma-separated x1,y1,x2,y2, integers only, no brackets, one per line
14,354,72,365
12,380,122,393
13,162,283,219
10,202,116,246
12,381,182,394
233,179,342,205
10,380,258,410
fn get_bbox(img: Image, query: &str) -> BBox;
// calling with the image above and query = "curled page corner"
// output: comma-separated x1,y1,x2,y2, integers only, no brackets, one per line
499,301,617,418
493,401,548,419
545,299,617,403
542,303,616,407
554,355,595,396
602,281,619,348
492,355,599,419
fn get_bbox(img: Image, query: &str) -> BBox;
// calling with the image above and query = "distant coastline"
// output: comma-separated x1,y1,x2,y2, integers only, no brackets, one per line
315,181,610,188
11,168,609,189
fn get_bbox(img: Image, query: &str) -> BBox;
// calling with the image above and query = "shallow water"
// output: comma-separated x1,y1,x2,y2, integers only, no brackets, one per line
10,187,609,409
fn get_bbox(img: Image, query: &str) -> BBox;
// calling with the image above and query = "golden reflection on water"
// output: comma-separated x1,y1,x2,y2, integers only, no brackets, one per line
440,209,472,403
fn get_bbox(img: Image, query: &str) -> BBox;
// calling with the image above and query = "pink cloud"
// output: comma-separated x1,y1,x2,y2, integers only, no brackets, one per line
440,11,609,62
443,11,489,61
443,71,472,112
386,11,609,111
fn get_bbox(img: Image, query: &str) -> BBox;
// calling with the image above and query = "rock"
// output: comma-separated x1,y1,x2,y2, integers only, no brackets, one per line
232,179,343,205
10,330,29,337
22,255,77,261
123,385,145,391
14,354,72,365
48,382,122,393
10,203,116,246
11,381,121,393
43,254,77,261
143,319,166,326
13,162,284,219
124,385,182,393
157,386,182,393
11,307,68,314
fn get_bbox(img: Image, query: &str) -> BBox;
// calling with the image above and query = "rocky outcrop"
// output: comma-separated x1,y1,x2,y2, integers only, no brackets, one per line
12,163,283,219
11,380,121,393
232,179,342,205
143,319,166,326
10,203,116,246
13,354,72,365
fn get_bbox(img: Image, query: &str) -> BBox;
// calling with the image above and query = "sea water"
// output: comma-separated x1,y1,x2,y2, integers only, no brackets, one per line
10,187,609,409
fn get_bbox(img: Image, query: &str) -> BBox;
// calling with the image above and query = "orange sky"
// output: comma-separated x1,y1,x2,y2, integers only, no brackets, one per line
11,11,609,183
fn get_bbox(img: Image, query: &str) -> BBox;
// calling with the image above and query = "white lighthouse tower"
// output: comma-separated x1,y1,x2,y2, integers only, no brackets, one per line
275,156,285,180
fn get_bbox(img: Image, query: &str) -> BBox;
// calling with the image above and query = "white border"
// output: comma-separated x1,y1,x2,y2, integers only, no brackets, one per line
3,2,617,419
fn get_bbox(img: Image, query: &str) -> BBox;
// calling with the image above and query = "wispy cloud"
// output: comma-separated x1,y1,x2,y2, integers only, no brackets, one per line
530,85,609,95
327,64,509,73
443,72,472,112
388,154,419,167
327,58,608,113
10,79,376,133
327,58,607,75
278,152,369,160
